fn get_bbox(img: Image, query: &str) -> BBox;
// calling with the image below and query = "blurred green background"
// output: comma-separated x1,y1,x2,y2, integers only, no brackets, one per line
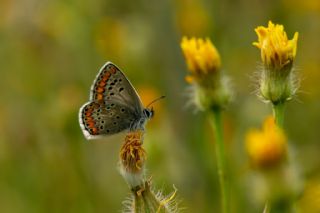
1,0,320,212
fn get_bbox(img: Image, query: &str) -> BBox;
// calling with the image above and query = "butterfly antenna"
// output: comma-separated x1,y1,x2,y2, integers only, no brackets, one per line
146,95,166,108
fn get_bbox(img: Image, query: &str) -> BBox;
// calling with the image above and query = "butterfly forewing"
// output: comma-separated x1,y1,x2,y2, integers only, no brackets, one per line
90,62,143,114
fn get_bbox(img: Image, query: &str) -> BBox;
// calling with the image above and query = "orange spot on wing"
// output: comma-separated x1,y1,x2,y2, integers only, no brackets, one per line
97,87,104,93
105,71,111,79
86,107,94,112
110,66,117,74
86,116,93,121
88,121,95,128
96,94,103,100
92,127,98,134
99,81,106,87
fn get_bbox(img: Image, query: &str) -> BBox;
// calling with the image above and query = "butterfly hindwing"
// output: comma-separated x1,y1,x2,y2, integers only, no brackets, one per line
79,101,139,139
90,62,143,114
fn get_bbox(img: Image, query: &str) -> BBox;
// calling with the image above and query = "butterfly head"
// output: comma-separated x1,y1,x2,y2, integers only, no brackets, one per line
143,95,165,120
143,108,154,119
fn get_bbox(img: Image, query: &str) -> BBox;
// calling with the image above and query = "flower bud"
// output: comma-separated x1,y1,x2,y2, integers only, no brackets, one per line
180,37,231,110
253,21,299,104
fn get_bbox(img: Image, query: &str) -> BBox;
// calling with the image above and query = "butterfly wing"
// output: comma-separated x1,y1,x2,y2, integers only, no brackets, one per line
89,62,144,114
79,101,139,140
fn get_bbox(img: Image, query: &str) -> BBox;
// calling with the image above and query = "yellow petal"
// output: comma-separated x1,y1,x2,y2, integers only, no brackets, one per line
253,21,298,69
180,36,221,83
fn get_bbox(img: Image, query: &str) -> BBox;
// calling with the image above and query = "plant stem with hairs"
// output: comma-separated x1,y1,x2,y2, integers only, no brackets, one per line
119,131,178,213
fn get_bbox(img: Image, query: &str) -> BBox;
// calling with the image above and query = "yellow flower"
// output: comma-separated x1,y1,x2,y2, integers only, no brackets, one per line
180,37,221,83
180,36,230,110
253,21,299,104
245,116,287,169
253,21,299,70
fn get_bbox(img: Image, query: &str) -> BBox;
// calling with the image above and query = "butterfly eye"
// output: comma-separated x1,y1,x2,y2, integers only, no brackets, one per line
143,109,153,118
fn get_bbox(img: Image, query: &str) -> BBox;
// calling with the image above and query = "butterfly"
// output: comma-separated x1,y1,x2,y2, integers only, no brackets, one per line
79,62,158,140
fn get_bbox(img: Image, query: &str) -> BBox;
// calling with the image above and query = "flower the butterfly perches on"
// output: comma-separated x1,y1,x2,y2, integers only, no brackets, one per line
119,130,146,187
119,131,179,213
78,62,154,140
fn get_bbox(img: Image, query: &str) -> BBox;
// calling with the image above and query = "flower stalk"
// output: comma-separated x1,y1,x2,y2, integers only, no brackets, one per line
210,108,229,213
273,102,285,128
119,131,178,213
181,37,231,213
252,21,301,210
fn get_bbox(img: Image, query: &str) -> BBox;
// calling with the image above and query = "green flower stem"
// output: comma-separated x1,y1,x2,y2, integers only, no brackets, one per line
269,199,293,213
272,103,296,212
210,108,229,213
273,102,285,128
